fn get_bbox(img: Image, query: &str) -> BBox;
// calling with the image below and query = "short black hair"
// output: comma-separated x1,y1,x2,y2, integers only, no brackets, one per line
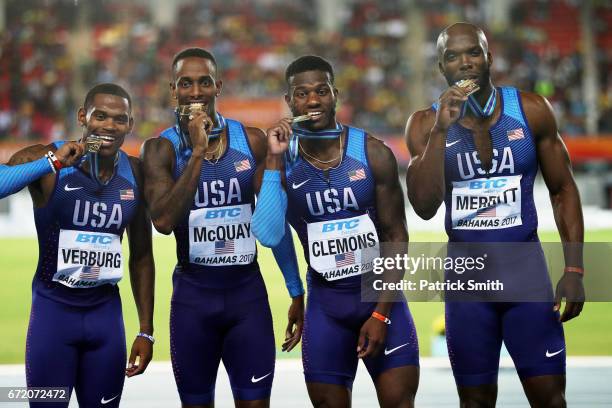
172,48,217,73
436,22,489,61
84,83,132,110
285,55,334,85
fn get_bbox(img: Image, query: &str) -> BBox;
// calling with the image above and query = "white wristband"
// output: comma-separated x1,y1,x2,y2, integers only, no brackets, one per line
136,332,155,344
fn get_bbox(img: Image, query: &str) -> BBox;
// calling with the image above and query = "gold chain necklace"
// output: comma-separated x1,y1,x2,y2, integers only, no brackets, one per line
298,135,343,168
204,136,224,164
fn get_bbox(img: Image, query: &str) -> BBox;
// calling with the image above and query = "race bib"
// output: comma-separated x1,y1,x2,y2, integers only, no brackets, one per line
188,204,256,266
54,229,123,288
307,214,380,281
451,175,522,230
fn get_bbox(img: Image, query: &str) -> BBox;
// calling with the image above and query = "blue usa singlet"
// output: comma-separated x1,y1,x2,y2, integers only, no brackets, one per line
160,119,260,288
440,87,539,243
162,119,275,405
32,141,140,306
285,126,380,287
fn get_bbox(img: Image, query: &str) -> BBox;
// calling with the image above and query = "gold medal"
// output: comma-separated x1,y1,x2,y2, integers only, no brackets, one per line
455,79,480,96
85,135,103,153
85,135,115,152
177,103,205,120
292,114,313,123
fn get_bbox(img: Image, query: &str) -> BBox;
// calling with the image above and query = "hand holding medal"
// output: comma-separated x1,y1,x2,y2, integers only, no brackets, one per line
182,104,213,153
455,78,480,96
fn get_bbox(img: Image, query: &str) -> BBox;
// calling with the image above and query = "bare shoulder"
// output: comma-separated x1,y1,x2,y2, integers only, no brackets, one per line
139,137,177,181
518,91,558,139
126,153,146,185
406,108,437,135
520,91,555,116
244,126,266,146
405,107,436,153
127,154,141,165
366,134,399,180
7,143,54,165
140,136,175,161
127,154,143,175
245,126,266,140
244,126,267,162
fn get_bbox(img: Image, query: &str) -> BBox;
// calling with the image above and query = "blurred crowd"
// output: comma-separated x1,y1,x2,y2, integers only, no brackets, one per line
0,0,610,142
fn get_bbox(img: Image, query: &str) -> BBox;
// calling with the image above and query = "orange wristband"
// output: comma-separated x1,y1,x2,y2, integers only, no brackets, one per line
564,266,584,275
371,311,391,325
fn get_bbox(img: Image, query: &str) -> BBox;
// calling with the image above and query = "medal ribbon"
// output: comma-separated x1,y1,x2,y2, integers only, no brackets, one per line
288,122,343,162
82,151,119,187
464,87,497,118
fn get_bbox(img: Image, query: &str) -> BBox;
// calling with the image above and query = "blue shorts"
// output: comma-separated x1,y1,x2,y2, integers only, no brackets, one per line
170,271,275,405
26,292,126,408
302,279,419,389
446,301,566,387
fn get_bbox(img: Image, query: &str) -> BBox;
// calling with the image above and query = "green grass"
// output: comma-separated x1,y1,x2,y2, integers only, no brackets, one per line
0,231,611,363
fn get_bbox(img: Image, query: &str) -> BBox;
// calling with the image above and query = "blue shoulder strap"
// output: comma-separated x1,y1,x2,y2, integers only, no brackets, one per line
501,87,527,127
159,126,191,178
345,126,367,166
117,150,136,186
284,153,297,179
160,127,182,153
227,119,253,159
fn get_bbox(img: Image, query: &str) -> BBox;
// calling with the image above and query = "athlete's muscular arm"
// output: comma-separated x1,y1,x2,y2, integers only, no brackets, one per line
141,111,212,234
252,118,292,245
357,136,408,359
6,142,85,206
249,123,305,352
125,157,155,377
405,87,468,219
141,138,195,234
245,126,268,167
524,92,585,322
253,117,291,192
247,123,278,201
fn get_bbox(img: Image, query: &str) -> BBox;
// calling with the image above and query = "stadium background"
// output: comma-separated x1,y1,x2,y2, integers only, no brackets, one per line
0,0,611,406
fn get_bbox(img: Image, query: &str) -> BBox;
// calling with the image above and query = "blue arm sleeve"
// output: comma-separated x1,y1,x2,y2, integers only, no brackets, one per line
252,170,288,247
271,223,304,297
0,157,53,199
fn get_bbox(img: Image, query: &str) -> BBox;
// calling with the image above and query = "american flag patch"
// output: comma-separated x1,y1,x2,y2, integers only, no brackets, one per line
507,128,524,141
348,168,366,182
476,207,496,217
120,189,134,200
234,159,251,172
335,252,355,267
80,266,100,280
215,240,235,254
